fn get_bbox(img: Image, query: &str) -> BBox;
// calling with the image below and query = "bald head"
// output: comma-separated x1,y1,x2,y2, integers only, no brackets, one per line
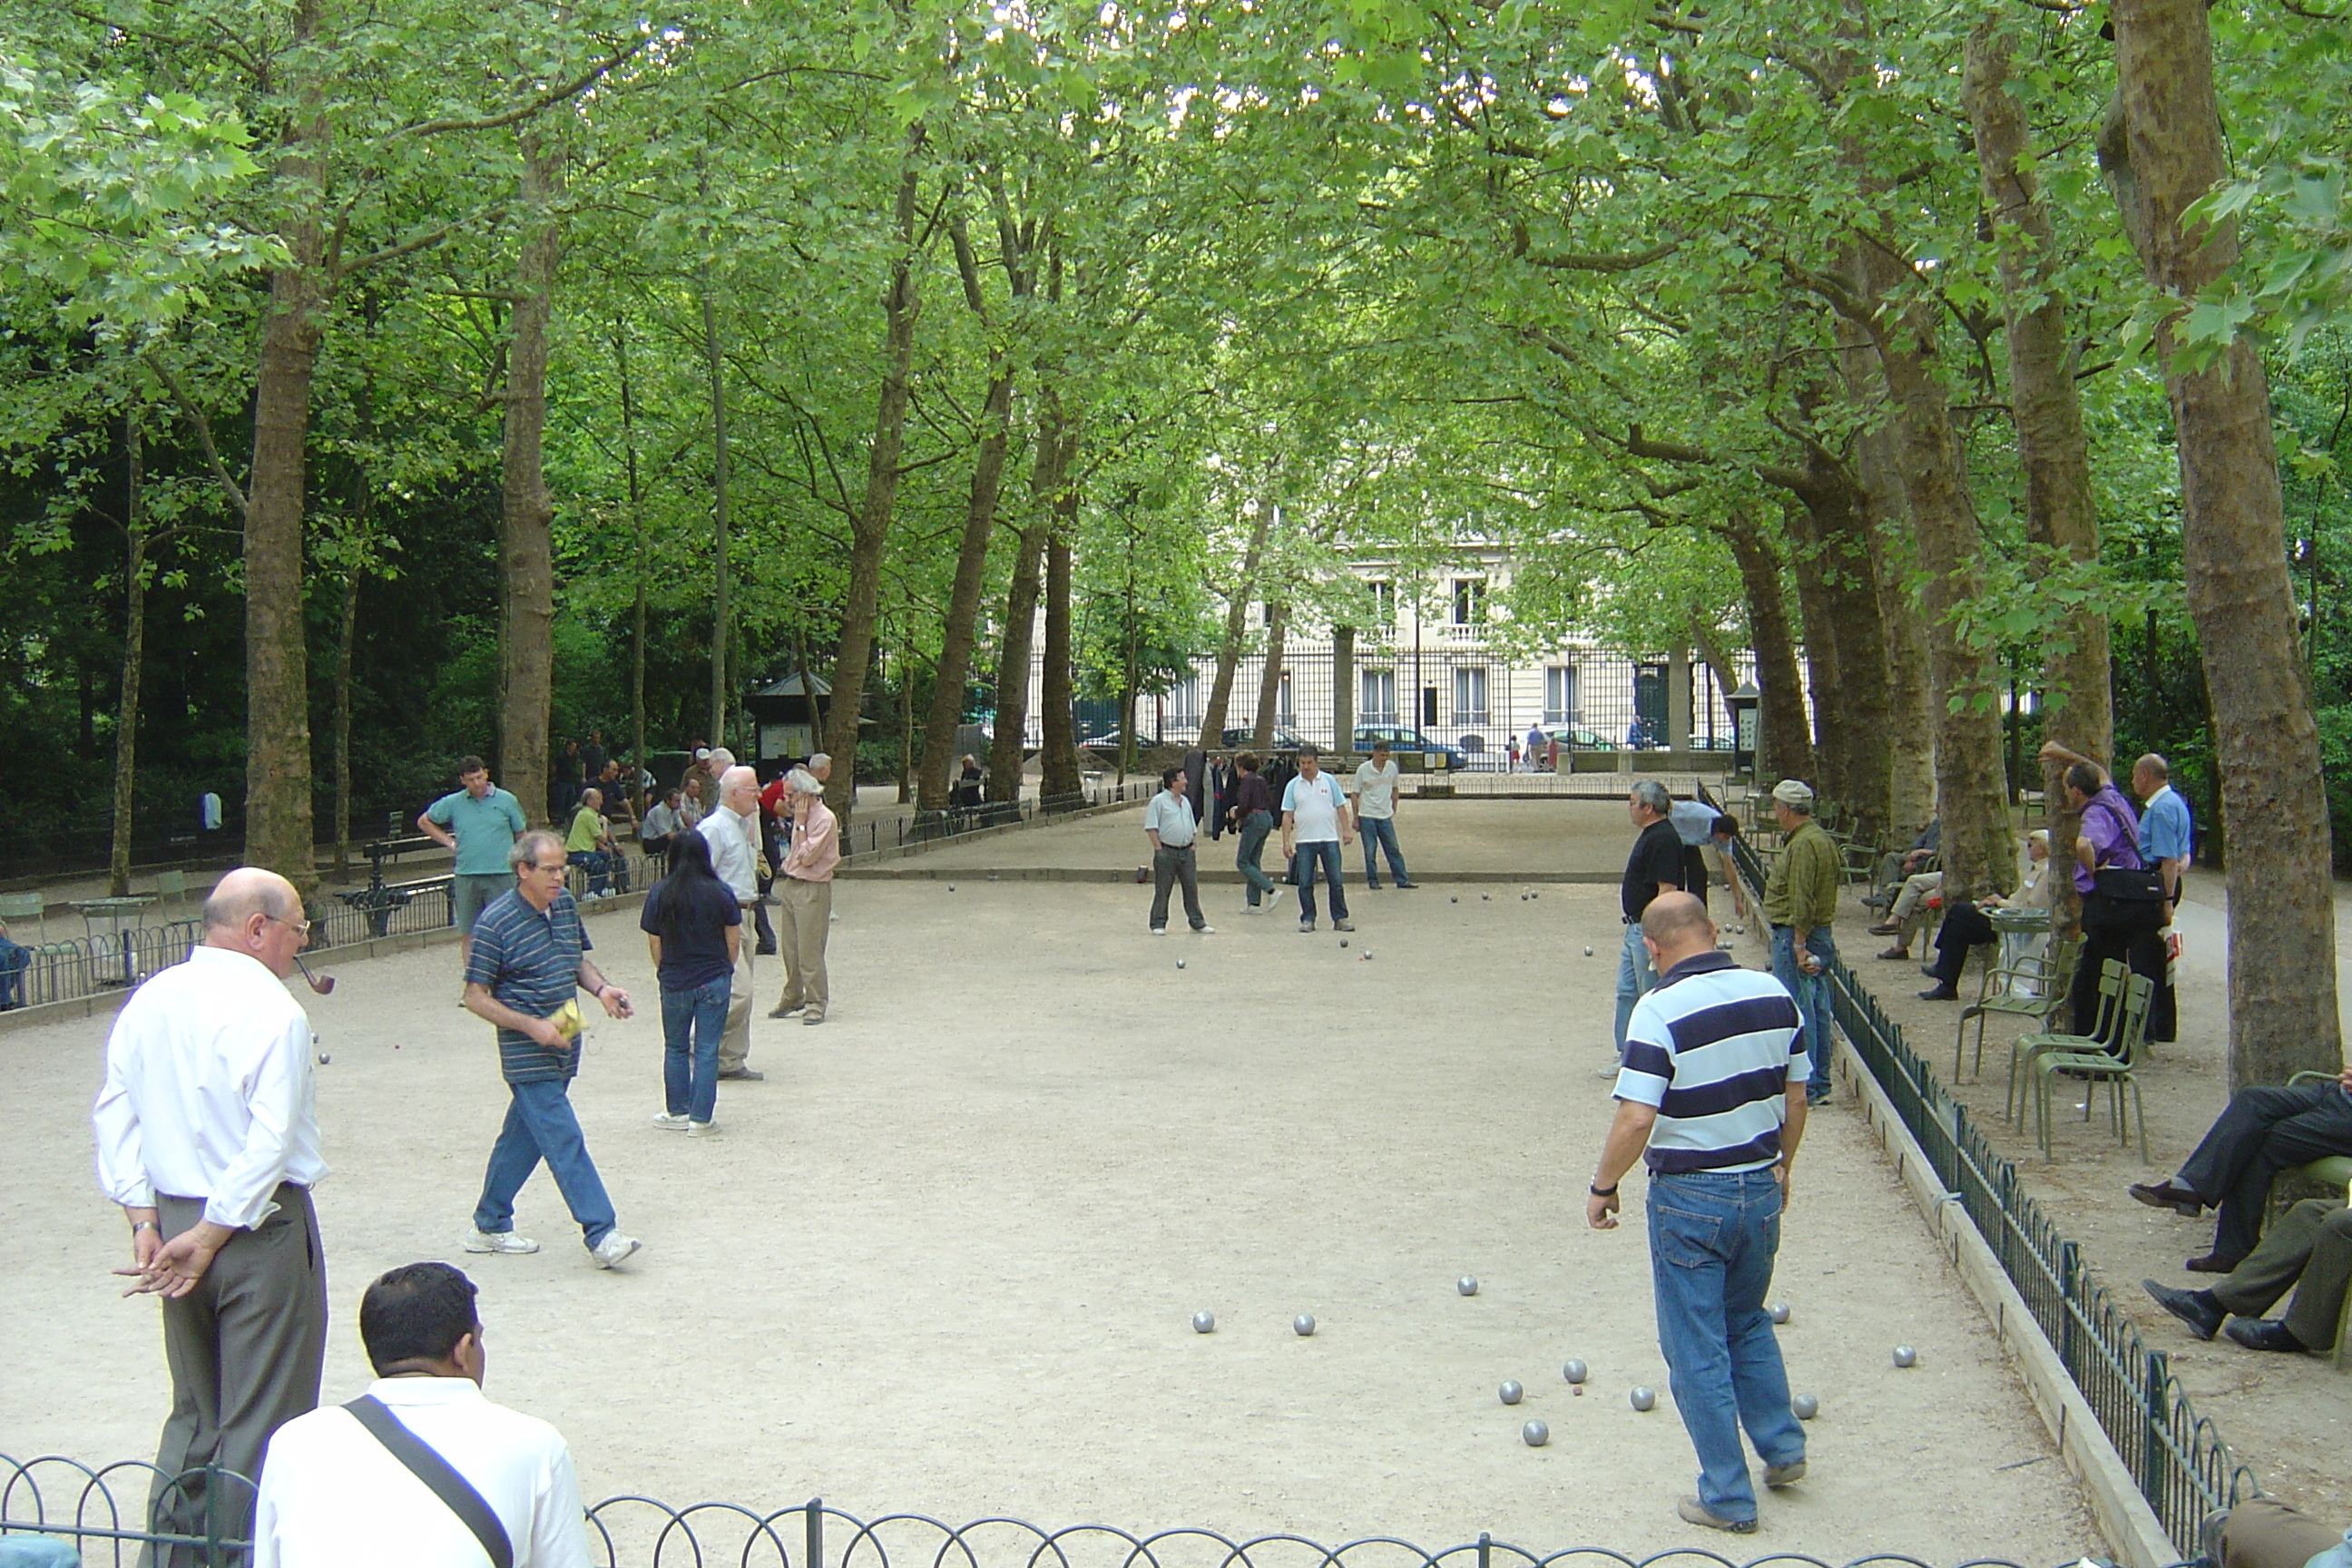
201,867,305,977
1639,891,1716,969
719,765,759,814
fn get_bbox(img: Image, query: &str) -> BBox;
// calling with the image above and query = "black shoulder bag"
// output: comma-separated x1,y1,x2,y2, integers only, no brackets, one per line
2082,800,2165,933
343,1394,515,1568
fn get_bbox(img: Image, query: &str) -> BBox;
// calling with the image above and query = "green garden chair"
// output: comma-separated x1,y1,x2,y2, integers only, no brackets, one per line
2006,957,2126,1125
2027,972,2154,1162
1955,931,2079,1084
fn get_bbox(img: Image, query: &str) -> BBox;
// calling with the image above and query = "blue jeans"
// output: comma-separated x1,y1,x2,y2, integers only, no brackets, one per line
1769,925,1838,1097
1613,919,1654,1052
1294,839,1348,921
473,1077,617,1248
1236,810,1277,904
568,848,612,897
1359,816,1409,887
1648,1167,1805,1524
661,977,730,1123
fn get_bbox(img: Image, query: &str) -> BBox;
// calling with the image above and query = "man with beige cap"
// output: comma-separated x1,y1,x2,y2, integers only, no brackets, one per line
1761,779,1839,1106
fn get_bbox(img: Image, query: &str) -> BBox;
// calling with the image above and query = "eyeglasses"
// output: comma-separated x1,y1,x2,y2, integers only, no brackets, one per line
527,860,569,874
265,914,313,938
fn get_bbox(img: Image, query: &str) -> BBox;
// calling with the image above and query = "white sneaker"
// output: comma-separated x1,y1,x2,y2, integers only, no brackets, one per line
687,1120,719,1138
590,1231,642,1269
1193,925,1216,936
652,1112,691,1130
463,1228,540,1255
1240,902,1259,915
1298,919,1316,933
1150,926,1168,935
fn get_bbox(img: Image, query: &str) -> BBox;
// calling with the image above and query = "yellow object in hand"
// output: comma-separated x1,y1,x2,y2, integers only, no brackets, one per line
551,999,584,1041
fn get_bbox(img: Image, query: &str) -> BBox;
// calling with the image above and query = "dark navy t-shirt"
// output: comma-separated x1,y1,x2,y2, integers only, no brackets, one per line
639,876,741,990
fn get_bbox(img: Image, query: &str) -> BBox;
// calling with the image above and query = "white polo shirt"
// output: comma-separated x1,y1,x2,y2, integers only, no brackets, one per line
1283,771,1348,842
1351,759,1400,820
253,1377,590,1568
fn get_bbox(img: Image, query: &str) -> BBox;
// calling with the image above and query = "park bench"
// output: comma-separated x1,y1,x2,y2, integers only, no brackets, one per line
337,836,453,936
1039,791,1088,817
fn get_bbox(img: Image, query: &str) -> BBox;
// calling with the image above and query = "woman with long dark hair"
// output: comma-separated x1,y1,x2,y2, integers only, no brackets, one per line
638,826,740,1134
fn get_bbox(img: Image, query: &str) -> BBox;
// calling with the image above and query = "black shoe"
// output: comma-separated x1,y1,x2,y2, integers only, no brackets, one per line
754,944,778,956
2185,1252,2244,1274
1394,881,1418,889
1917,985,1958,1002
2222,1317,2308,1354
2141,1279,2224,1340
2129,1180,2204,1217
1367,882,1383,891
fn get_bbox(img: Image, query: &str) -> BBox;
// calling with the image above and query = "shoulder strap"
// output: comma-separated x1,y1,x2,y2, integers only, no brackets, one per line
343,1395,514,1568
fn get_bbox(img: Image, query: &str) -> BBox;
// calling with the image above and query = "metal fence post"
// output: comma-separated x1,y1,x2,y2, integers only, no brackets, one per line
1477,1531,1491,1568
806,1496,824,1568
2143,1348,2171,1510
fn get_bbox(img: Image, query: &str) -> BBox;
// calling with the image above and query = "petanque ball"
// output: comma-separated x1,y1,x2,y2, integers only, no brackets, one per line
1361,950,1374,960
1631,1386,1657,1411
1339,939,1348,948
1520,894,1527,902
1192,1311,1215,1334
1562,1358,1587,1384
1532,892,1539,899
1769,1302,1790,1325
1893,1345,1917,1367
1792,1393,1818,1420
947,885,955,892
1499,1380,1523,1405
1482,895,1490,901
1457,1276,1478,1296
1176,959,1186,969
1451,897,1458,903
317,1053,330,1065
1583,946,1594,957
1522,1419,1549,1447
1294,1314,1317,1337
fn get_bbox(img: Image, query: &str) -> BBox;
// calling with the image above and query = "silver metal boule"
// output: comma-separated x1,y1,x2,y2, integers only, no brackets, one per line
1562,1358,1587,1384
1769,1302,1790,1325
1583,946,1594,956
1522,1419,1549,1447
1792,1394,1818,1419
1630,1386,1656,1411
1294,1314,1316,1337
1192,1311,1215,1333
1339,939,1348,948
1499,1380,1523,1405
1457,1276,1478,1296
1176,959,1186,969
1893,1345,1917,1367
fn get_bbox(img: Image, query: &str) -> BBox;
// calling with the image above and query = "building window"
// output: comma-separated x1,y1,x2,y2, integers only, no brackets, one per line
1169,671,1200,728
1367,580,1395,624
1262,601,1278,627
1454,666,1489,724
1361,670,1397,724
1544,666,1576,726
1275,673,1295,728
1452,578,1486,625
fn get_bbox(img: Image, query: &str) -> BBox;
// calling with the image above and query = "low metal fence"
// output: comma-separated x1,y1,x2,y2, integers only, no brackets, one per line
0,1461,2155,1568
1715,819,2259,1557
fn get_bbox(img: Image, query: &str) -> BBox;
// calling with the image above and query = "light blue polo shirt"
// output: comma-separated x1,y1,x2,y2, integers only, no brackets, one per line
425,787,528,875
2138,785,2192,866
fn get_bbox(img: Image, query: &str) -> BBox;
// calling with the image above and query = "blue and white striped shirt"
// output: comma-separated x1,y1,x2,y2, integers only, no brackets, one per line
1613,952,1803,1174
465,887,593,1085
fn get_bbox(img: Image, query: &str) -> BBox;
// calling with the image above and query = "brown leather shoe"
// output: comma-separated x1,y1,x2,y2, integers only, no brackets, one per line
2128,1181,2203,1218
1868,921,1901,936
1877,946,1910,961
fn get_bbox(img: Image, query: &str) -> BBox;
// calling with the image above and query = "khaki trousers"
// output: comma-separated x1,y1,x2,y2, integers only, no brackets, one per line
2210,1198,2352,1351
2220,1497,2344,1568
718,923,754,1073
776,877,833,1015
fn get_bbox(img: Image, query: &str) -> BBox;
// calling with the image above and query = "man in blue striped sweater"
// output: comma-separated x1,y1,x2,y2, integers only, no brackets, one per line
1588,891,1810,1534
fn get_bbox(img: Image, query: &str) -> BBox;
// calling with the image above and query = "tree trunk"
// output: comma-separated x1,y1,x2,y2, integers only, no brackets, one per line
498,133,561,827
916,363,1014,809
701,271,731,750
985,518,1049,804
1720,513,1814,787
1860,425,1936,838
1040,466,1083,799
242,0,327,889
1850,286,2014,901
1200,503,1274,742
1965,17,2111,921
2107,0,2339,1086
898,637,916,802
1251,602,1289,752
822,122,927,827
1779,499,1848,800
615,321,647,812
108,413,145,899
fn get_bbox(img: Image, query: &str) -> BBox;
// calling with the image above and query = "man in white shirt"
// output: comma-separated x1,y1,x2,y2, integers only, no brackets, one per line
1348,740,1416,891
1280,744,1356,934
1142,765,1214,935
699,765,763,1082
253,1262,591,1568
93,867,330,1553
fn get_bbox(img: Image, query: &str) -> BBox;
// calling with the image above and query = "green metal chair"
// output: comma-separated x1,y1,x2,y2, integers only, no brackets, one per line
1955,930,2079,1083
2028,972,2155,1162
152,869,189,920
0,890,44,943
2006,957,2127,1125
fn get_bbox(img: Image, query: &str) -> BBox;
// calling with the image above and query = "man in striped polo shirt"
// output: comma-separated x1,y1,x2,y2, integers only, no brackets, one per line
1588,891,1809,1534
462,829,642,1269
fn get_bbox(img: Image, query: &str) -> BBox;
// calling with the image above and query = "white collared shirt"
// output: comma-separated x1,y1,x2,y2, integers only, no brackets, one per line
699,803,759,903
253,1377,590,1568
92,946,325,1230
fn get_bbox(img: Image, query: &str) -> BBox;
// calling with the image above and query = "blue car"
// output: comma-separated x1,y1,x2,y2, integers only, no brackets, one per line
1352,725,1469,771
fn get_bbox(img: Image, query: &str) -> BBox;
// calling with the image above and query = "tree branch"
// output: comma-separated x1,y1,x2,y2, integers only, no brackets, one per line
149,358,249,521
391,38,652,139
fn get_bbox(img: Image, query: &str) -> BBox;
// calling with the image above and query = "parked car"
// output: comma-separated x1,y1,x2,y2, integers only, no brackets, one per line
1077,729,1164,759
1219,726,1320,752
1542,727,1613,751
1352,725,1469,770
